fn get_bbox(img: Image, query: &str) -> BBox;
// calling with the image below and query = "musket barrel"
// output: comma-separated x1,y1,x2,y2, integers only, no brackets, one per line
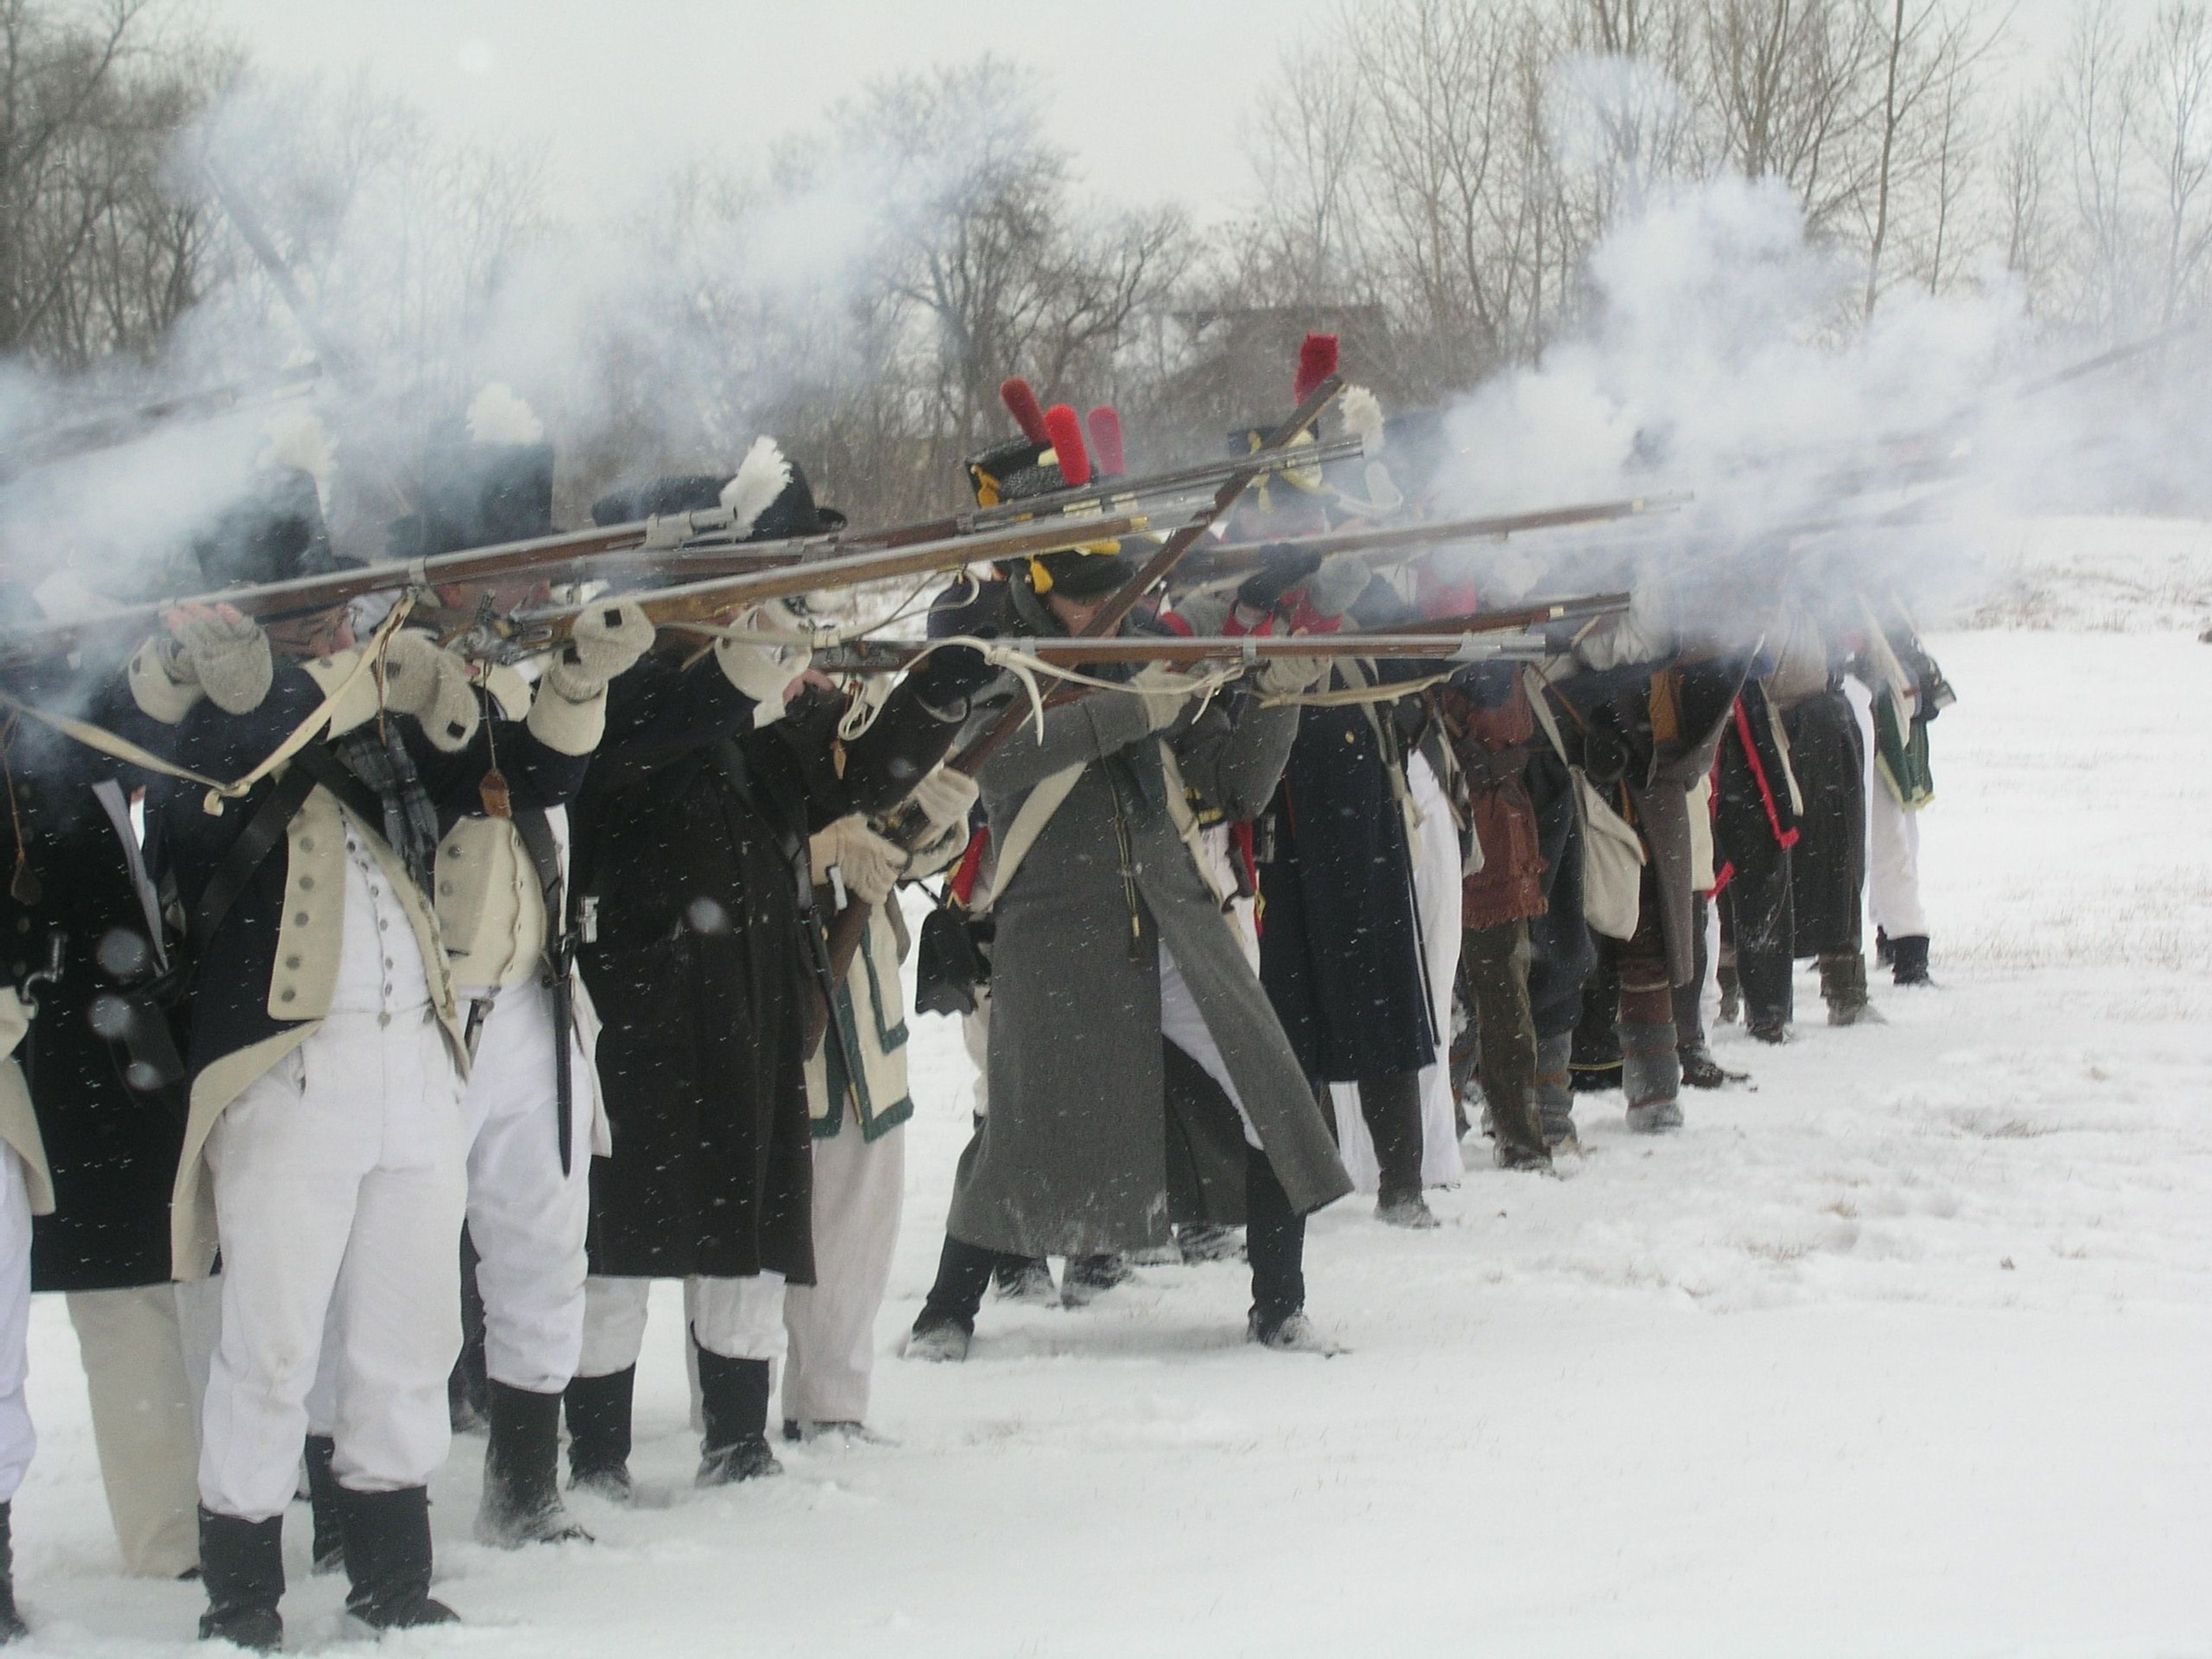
1175,495,1689,585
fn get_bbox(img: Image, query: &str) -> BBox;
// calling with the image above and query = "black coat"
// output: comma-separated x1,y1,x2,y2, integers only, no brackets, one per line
1256,679,1435,1085
574,659,964,1282
1783,684,1865,957
2,674,185,1291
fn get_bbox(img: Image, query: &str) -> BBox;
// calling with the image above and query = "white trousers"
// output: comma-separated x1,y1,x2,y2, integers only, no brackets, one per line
782,1123,904,1428
1332,755,1467,1192
199,1010,467,1520
1868,782,1929,938
66,1285,202,1575
578,1274,787,1380
0,1145,32,1505
1158,944,1261,1149
459,980,593,1394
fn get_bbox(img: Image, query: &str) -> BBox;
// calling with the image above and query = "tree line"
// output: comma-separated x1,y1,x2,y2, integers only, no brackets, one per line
1,0,2204,540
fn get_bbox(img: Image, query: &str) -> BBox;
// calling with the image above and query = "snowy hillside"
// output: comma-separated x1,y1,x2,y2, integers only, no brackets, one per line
1961,512,2212,634
10,518,2211,1656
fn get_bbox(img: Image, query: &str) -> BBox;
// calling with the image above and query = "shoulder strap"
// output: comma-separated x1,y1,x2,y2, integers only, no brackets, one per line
289,741,389,838
980,763,1085,912
511,808,565,938
91,778,168,971
1523,667,1571,764
189,762,320,948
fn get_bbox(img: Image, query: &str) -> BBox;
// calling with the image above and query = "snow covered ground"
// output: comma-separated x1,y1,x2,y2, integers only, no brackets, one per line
12,518,2212,1656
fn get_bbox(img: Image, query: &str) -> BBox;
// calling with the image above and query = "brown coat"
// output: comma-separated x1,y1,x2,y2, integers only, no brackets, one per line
1440,679,1547,931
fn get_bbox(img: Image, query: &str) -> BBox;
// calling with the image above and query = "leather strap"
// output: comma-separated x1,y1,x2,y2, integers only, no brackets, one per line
188,761,318,949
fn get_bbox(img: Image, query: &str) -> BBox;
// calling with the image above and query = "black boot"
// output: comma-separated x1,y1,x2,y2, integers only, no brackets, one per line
479,1381,591,1547
1359,1072,1437,1228
0,1502,26,1643
1820,951,1884,1025
1244,1152,1339,1354
991,1255,1055,1302
908,1236,995,1361
1890,934,1933,986
562,1367,636,1502
302,1433,344,1573
197,1507,284,1651
1060,1253,1134,1307
1677,1040,1748,1089
335,1486,456,1632
695,1341,782,1486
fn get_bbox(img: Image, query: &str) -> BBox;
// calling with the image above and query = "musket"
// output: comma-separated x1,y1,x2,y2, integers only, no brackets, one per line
0,363,324,487
816,631,1558,674
0,506,1156,678
809,592,1631,673
848,433,1373,550
490,511,1157,662
800,373,1351,1057
203,162,359,391
527,434,1379,593
1171,494,1692,586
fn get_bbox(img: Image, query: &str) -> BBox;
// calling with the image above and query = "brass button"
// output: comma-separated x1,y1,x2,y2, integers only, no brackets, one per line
279,988,296,1003
298,876,315,891
285,955,301,969
294,911,310,926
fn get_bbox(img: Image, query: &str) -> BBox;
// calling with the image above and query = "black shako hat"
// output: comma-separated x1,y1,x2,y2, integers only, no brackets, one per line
388,423,556,562
588,453,846,541
192,466,344,589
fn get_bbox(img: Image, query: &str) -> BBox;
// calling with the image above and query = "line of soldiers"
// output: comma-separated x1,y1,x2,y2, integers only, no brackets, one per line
0,342,1949,1648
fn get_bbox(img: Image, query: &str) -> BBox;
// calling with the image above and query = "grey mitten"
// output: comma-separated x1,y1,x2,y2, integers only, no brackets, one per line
1257,653,1330,697
1304,551,1373,620
168,611,272,715
379,630,480,752
547,599,654,702
1131,663,1194,733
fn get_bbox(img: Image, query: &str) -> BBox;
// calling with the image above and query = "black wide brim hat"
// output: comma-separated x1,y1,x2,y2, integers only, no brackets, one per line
391,435,556,560
193,465,345,590
590,461,846,540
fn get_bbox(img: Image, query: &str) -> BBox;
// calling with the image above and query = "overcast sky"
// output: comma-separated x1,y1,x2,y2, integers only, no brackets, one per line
201,0,2103,225
199,0,1353,221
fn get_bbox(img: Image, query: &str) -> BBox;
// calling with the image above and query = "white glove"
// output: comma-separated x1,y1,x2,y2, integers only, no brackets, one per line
165,607,272,715
379,630,480,753
1257,653,1331,697
714,599,812,718
547,599,654,701
907,765,979,838
1131,662,1194,733
1304,551,1372,620
809,814,907,905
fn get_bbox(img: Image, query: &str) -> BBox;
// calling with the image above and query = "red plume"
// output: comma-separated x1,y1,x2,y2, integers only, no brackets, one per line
1000,377,1050,444
1042,403,1090,487
1294,333,1340,404
1085,406,1126,478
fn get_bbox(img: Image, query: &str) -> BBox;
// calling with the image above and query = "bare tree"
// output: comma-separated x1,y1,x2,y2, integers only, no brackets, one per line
2137,0,2212,321
0,0,226,370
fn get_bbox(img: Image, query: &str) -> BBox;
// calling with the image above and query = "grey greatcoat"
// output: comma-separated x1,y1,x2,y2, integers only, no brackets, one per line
946,685,1352,1258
